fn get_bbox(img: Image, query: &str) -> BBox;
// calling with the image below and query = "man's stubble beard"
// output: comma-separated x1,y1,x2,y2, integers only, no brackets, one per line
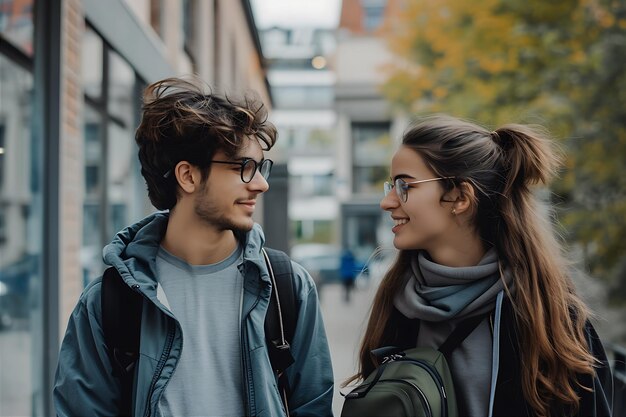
193,187,253,234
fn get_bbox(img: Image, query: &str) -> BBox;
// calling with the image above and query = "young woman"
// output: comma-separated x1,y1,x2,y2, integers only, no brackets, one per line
347,115,613,416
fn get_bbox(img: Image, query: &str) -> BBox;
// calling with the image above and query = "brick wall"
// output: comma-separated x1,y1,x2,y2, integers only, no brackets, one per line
58,0,84,331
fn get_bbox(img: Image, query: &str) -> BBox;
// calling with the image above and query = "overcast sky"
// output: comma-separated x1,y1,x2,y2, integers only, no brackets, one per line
250,0,342,28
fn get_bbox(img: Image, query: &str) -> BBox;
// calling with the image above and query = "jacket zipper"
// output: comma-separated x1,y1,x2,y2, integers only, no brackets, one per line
378,379,433,417
130,283,181,417
241,323,251,415
143,319,177,417
241,293,262,416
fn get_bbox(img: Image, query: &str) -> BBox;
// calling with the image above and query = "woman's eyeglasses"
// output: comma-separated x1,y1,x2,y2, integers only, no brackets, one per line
384,177,454,202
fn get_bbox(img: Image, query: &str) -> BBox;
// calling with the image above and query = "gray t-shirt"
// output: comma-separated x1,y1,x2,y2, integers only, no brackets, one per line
155,245,245,417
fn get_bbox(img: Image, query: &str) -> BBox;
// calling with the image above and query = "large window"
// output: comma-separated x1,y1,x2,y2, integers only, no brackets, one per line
82,104,103,283
341,204,382,264
0,0,34,56
352,121,391,194
81,25,144,284
290,173,334,198
0,48,38,417
345,214,379,260
360,0,387,32
291,219,334,244
278,126,336,152
272,85,333,109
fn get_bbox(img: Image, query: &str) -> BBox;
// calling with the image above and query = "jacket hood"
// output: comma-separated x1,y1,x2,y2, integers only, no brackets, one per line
102,211,268,294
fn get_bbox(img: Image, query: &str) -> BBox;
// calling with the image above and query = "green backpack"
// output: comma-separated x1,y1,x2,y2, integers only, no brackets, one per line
341,314,484,417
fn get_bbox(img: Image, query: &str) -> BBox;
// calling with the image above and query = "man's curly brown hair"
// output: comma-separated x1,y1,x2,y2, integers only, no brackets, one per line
135,77,277,210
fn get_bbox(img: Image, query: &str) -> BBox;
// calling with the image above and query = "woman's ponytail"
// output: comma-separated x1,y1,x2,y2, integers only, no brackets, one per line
491,124,595,416
492,124,563,193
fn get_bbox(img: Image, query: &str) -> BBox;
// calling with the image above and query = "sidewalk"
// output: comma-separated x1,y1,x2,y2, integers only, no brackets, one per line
319,281,378,416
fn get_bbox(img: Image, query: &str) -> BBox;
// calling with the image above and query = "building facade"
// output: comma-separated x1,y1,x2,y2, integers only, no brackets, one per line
259,0,408,264
0,0,269,414
334,0,408,261
259,27,338,251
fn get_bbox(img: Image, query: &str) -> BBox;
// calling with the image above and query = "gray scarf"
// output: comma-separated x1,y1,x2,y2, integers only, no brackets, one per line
394,248,511,322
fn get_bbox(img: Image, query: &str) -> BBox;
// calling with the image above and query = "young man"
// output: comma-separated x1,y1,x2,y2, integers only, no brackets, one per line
54,78,334,416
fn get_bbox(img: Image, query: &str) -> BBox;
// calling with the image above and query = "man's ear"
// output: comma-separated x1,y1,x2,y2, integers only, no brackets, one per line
451,181,476,215
174,161,200,194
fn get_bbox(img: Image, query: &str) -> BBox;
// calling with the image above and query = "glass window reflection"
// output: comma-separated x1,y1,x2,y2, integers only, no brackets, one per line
352,122,391,194
107,50,134,126
81,31,143,287
0,50,37,417
107,122,135,240
82,27,103,100
272,86,333,109
82,105,103,285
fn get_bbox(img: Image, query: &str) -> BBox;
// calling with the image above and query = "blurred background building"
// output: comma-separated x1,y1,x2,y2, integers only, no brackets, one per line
259,26,338,252
334,0,406,262
1,0,624,415
258,0,406,290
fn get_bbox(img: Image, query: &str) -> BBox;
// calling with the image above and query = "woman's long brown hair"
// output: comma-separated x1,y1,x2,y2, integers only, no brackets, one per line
349,115,597,416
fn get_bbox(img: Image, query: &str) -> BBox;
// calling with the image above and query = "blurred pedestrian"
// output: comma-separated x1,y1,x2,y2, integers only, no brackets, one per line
54,77,334,417
340,248,357,303
344,115,613,416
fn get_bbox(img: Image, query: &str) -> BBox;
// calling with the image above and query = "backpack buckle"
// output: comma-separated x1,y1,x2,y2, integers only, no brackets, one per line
381,352,405,364
268,339,295,373
371,346,404,364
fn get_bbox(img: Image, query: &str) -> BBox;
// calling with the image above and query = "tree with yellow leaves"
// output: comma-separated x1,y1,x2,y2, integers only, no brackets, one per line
384,0,626,302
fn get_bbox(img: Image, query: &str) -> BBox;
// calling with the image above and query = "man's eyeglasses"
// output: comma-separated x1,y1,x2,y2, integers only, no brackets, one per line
211,158,273,183
384,177,454,202
162,158,273,183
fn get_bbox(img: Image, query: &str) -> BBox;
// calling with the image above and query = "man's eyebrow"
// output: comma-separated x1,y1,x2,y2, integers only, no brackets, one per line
233,156,265,163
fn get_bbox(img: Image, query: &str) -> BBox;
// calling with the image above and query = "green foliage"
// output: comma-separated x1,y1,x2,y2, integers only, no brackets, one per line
384,0,626,302
290,220,334,244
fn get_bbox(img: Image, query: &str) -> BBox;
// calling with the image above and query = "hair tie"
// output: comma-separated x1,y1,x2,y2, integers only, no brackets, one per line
490,130,507,149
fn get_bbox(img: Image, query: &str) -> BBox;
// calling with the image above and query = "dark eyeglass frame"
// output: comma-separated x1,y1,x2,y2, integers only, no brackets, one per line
211,158,274,183
384,177,455,202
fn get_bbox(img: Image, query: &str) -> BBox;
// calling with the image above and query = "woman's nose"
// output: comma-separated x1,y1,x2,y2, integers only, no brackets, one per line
380,190,399,211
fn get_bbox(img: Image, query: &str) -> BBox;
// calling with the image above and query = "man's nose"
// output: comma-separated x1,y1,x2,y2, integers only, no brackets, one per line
248,170,270,192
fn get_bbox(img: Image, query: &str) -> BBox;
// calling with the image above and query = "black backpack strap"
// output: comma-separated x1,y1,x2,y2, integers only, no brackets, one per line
101,267,143,417
262,248,298,414
438,314,486,358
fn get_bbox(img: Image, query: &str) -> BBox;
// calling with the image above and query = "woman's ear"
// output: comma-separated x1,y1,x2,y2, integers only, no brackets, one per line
451,181,476,215
174,161,199,194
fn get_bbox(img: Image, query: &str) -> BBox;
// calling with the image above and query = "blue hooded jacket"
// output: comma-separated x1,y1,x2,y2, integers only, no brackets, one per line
54,212,334,416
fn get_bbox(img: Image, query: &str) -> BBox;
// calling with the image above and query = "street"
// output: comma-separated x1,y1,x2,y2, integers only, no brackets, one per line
0,323,32,417
318,280,379,416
